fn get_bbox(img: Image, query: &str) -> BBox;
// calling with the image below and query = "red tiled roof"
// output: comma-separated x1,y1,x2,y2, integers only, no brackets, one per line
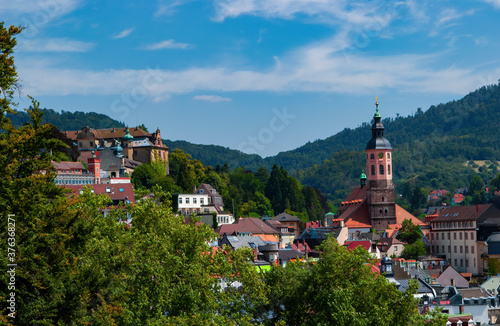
396,204,427,226
344,240,372,251
62,184,136,204
305,221,321,228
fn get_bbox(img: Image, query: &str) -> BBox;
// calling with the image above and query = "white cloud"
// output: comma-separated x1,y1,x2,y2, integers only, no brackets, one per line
193,95,232,102
18,43,488,101
144,39,192,50
483,0,500,8
437,8,474,26
113,28,134,39
2,0,80,15
17,38,94,52
212,0,396,27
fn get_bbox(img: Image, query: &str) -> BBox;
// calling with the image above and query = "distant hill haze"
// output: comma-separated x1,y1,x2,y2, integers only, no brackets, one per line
9,82,500,201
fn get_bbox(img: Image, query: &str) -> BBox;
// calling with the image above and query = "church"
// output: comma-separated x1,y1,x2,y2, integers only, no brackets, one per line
335,99,426,235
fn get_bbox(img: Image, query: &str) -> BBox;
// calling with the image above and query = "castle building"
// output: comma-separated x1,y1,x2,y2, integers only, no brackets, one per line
335,99,425,236
64,126,168,171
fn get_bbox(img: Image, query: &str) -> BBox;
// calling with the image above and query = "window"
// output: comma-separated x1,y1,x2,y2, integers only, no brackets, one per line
454,233,457,240
431,233,434,240
431,245,435,253
106,187,111,193
448,246,451,253
186,198,190,204
193,198,197,204
89,141,93,147
460,259,463,267
460,246,463,253
79,142,82,148
471,246,474,254
370,153,375,159
179,197,183,203
466,259,469,267
465,246,468,254
454,246,457,253
379,164,384,175
200,198,204,204
394,246,398,251
436,246,439,253
459,233,462,240
387,153,391,159
441,233,444,240
471,232,474,240
442,246,445,253
448,233,450,240
382,197,385,202
371,165,375,175
199,189,204,193
454,259,457,266
119,188,124,192
388,164,391,174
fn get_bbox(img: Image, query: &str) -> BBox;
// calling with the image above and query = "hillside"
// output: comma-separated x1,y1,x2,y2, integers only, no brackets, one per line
7,108,125,130
10,82,500,203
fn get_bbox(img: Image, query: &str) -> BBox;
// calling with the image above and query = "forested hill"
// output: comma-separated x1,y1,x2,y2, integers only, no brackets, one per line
267,82,500,173
7,108,125,130
8,82,500,202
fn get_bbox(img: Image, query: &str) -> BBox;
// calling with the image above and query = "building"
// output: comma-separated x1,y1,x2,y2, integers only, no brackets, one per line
64,126,168,169
217,217,280,243
51,161,97,185
272,212,301,238
430,204,500,275
194,184,224,213
63,183,135,205
335,100,426,234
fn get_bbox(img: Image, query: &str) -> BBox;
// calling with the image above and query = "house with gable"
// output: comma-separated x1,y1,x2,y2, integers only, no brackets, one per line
436,265,470,288
272,212,301,238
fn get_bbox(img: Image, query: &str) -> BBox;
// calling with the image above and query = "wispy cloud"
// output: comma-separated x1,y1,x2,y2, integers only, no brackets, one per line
193,95,232,102
155,0,192,17
437,8,474,26
18,44,490,100
145,39,192,50
113,28,134,39
2,0,81,15
17,38,94,52
483,0,500,9
212,0,395,27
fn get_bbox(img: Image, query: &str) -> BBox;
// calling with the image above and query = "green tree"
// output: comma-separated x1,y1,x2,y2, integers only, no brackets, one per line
261,236,438,325
469,174,487,205
400,241,427,260
396,219,422,245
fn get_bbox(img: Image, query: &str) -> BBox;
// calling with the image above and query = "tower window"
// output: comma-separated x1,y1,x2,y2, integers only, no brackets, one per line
370,153,374,159
371,165,375,176
382,197,385,202
379,164,384,175
387,153,390,159
388,164,391,175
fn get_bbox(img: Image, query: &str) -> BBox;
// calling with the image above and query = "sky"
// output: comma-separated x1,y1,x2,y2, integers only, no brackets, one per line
4,0,500,157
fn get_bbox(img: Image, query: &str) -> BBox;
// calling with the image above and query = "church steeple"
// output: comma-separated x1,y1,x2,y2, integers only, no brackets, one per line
365,97,397,232
366,97,392,151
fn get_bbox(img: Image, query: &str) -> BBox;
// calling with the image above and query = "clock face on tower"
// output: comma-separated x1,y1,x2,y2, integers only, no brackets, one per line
378,152,384,159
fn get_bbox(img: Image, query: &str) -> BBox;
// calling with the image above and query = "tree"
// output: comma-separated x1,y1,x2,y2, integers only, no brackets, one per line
468,174,487,204
400,241,427,260
261,236,437,325
396,219,422,245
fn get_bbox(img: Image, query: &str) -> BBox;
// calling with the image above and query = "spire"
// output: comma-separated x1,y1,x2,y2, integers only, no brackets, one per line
374,96,381,119
365,97,392,150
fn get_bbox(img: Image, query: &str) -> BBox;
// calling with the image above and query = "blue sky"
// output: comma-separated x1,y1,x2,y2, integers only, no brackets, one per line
4,0,500,157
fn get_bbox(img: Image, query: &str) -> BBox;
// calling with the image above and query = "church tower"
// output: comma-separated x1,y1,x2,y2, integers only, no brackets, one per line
365,98,397,231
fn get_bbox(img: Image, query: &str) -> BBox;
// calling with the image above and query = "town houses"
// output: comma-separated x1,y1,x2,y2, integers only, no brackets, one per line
49,103,500,325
